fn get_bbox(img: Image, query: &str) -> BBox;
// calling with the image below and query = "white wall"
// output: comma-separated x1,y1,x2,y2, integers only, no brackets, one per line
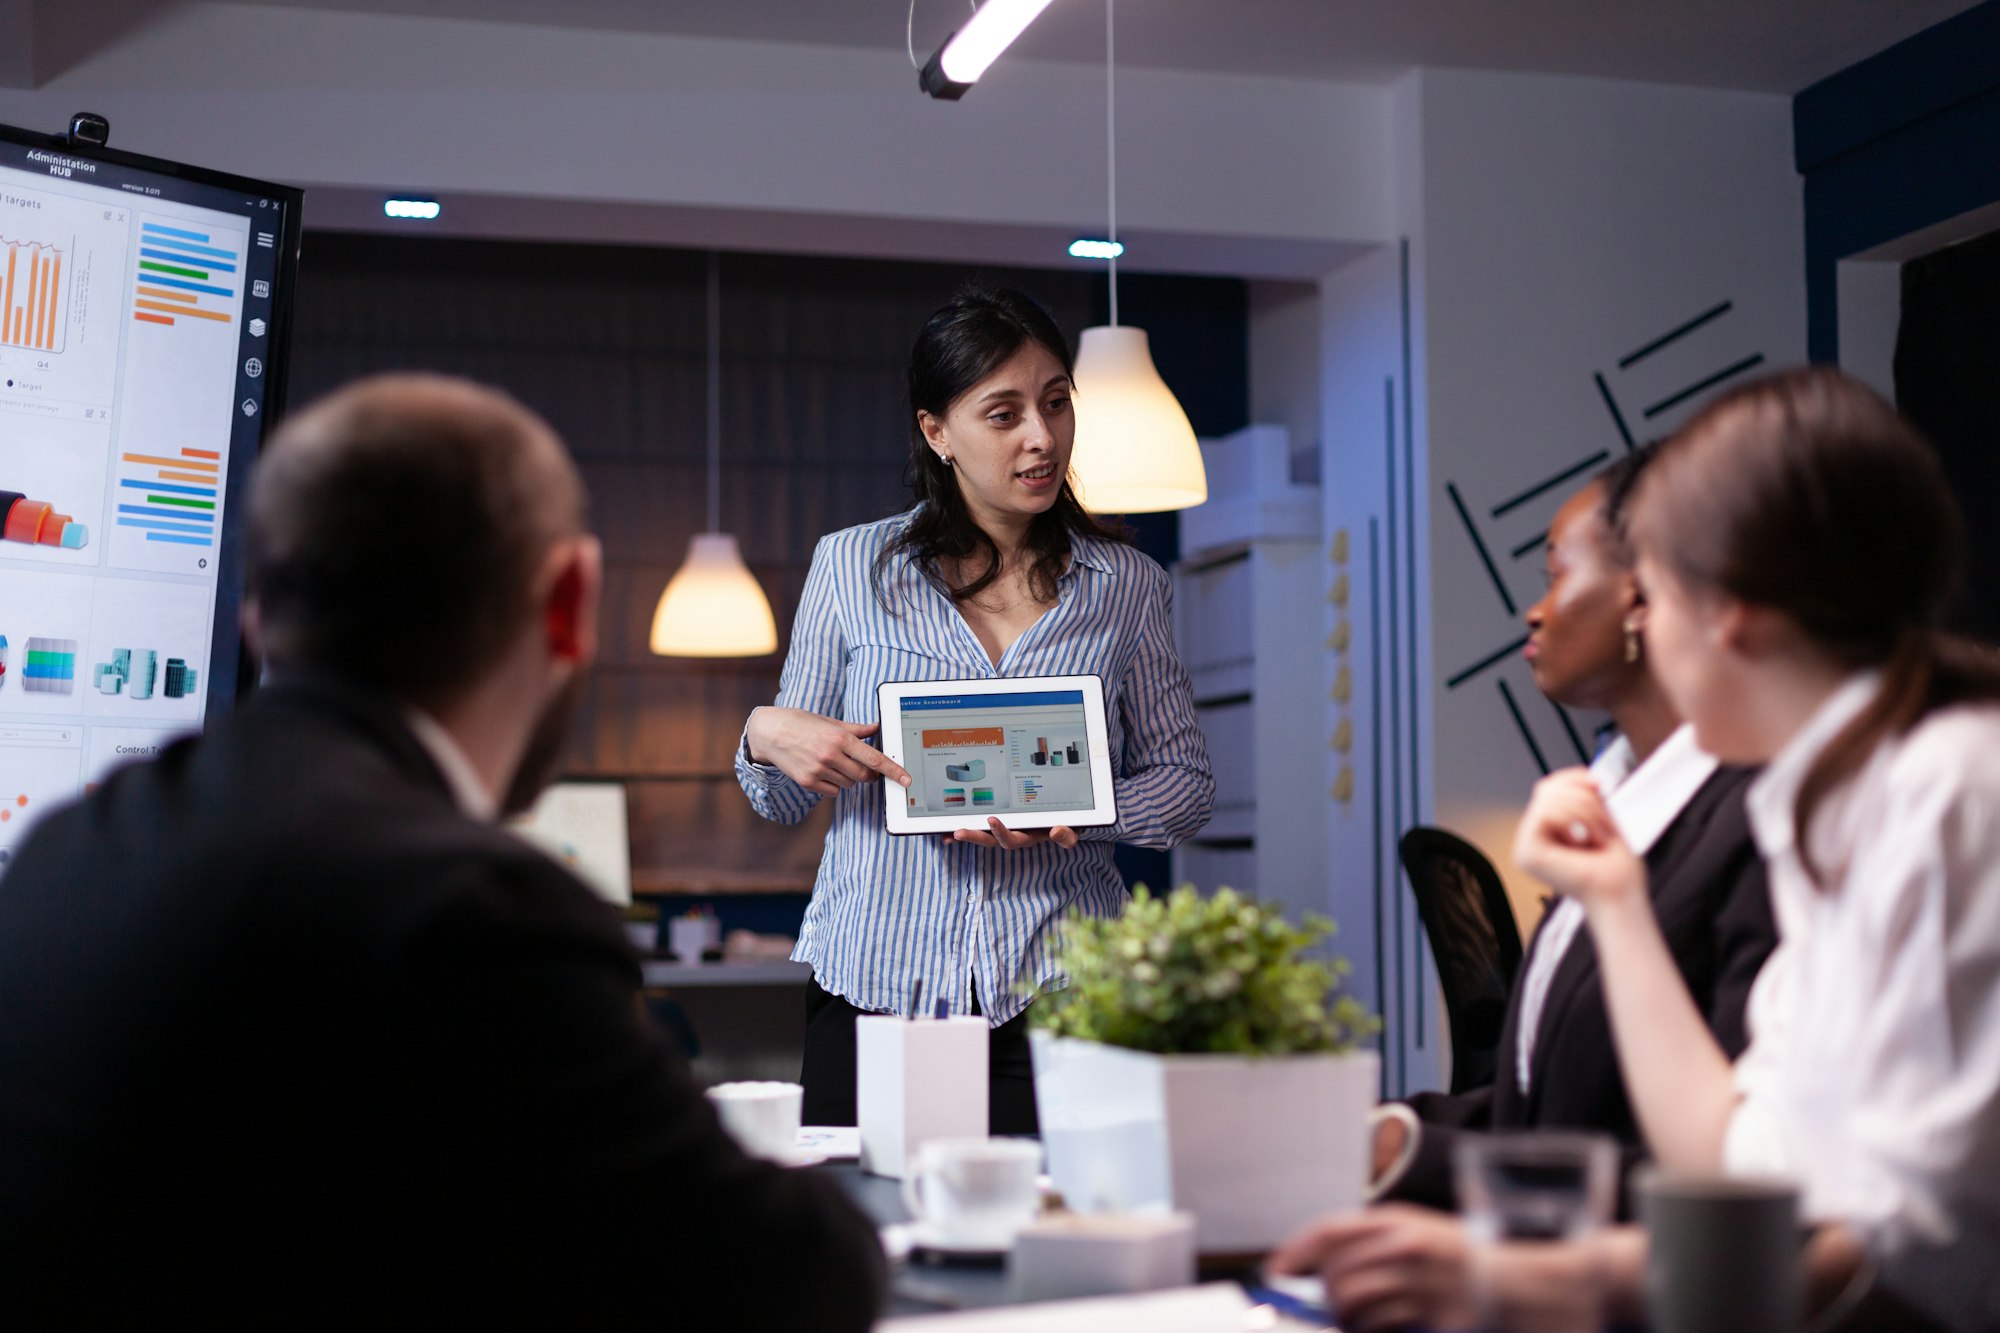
1316,69,1806,1094
1249,280,1324,476
0,2,1393,268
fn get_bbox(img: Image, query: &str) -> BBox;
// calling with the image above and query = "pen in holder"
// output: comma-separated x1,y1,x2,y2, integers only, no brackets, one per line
857,1004,989,1178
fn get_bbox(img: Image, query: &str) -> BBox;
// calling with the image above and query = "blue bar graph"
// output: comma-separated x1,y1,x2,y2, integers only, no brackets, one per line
140,223,210,242
117,517,214,536
119,479,215,498
140,248,237,273
135,236,236,261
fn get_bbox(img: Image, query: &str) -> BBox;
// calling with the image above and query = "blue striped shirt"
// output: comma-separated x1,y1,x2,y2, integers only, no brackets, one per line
736,514,1214,1026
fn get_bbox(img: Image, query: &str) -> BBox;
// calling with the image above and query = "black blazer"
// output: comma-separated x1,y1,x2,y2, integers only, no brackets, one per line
1388,763,1776,1211
0,679,884,1329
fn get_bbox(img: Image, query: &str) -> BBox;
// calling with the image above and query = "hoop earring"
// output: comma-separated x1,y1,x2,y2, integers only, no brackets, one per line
1623,615,1643,664
935,451,953,468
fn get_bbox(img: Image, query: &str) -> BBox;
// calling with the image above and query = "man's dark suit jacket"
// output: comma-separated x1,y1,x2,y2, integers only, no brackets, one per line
1387,764,1776,1211
0,678,885,1329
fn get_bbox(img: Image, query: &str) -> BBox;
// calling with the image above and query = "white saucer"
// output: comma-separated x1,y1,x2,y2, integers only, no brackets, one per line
880,1221,1013,1261
763,1144,829,1169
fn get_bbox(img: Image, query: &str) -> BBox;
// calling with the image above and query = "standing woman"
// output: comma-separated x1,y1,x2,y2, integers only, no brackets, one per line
736,287,1214,1133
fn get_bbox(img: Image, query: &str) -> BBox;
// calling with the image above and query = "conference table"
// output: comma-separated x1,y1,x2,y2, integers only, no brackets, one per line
824,1164,1325,1326
827,1163,1018,1316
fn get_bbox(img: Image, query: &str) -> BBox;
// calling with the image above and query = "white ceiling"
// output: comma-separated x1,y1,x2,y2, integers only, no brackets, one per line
227,0,1978,94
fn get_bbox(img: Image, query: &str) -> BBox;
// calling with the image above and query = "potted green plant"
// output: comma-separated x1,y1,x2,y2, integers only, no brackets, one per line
1029,886,1378,1254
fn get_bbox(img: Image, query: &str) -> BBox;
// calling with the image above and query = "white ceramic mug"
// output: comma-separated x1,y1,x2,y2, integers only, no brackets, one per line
705,1081,803,1160
900,1138,1042,1249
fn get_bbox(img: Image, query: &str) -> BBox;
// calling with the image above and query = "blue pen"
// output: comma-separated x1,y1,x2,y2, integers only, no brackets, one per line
1241,1283,1335,1328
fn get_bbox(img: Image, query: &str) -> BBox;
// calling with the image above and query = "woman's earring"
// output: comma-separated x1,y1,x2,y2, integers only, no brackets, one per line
936,451,953,468
1623,614,1643,664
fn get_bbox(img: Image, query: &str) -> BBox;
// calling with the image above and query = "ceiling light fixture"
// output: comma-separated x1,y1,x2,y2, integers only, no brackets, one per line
914,0,1057,100
1067,238,1124,260
1067,0,1207,515
383,198,440,220
650,253,779,658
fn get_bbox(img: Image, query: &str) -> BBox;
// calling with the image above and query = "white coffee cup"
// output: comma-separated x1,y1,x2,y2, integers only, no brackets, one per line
706,1081,803,1160
900,1138,1043,1249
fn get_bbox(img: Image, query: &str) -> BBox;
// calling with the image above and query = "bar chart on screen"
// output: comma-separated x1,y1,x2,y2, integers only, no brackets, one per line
0,183,127,409
129,221,238,331
0,237,69,353
112,445,218,553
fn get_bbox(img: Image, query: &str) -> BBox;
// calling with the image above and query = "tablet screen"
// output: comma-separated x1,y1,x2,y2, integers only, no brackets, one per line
897,687,1097,817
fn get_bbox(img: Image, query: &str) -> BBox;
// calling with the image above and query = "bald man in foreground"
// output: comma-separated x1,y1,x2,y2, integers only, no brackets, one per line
0,376,885,1329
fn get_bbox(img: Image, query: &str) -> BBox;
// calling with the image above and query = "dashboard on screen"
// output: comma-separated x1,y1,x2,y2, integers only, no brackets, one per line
0,121,300,872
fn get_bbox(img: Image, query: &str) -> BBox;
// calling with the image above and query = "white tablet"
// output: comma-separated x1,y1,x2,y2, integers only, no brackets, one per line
879,675,1118,835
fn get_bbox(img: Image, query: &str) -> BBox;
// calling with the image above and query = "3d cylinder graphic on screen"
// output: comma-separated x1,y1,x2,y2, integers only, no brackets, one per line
0,491,89,550
945,759,986,782
163,658,196,699
94,648,191,700
0,634,7,690
1066,742,1080,764
96,648,130,695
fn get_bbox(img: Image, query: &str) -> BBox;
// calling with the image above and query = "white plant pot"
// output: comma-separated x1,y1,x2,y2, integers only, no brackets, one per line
1030,1031,1376,1254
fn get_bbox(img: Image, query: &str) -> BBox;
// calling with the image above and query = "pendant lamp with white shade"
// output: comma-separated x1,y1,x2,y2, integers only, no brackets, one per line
649,254,778,658
1067,0,1207,515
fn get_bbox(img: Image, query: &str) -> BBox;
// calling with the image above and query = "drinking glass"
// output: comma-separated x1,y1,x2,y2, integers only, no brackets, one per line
1454,1131,1618,1331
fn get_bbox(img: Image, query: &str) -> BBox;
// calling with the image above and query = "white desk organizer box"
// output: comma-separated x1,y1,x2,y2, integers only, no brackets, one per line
1006,1212,1197,1304
856,1015,989,1178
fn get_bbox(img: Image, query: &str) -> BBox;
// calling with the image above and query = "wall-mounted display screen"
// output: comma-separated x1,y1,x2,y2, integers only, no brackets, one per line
0,121,300,873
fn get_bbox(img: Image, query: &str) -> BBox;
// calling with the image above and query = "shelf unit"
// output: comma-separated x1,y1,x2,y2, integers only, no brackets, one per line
1171,425,1327,924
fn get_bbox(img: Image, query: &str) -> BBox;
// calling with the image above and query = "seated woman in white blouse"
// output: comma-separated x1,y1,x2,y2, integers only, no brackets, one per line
1274,367,2000,1332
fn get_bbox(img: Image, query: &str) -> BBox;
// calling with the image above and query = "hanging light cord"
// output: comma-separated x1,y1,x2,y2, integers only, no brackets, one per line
1105,0,1118,326
908,0,982,70
706,252,721,534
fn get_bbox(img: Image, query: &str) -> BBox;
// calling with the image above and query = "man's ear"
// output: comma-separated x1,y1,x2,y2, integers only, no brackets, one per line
541,536,603,666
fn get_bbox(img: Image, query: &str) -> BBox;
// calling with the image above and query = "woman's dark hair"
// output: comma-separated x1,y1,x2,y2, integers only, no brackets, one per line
1591,440,1658,567
874,286,1127,606
1628,366,2000,879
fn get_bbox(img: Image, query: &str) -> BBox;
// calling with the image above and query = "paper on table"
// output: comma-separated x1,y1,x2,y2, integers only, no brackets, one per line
876,1282,1259,1332
797,1125,861,1159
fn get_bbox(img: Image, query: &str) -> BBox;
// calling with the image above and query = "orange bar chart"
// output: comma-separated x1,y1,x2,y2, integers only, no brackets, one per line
1,238,65,352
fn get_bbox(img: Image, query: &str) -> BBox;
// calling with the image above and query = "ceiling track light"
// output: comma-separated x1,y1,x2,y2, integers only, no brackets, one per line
915,0,1057,100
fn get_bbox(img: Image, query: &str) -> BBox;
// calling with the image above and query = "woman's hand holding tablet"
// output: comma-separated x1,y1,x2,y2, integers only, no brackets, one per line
949,815,1080,850
878,675,1118,836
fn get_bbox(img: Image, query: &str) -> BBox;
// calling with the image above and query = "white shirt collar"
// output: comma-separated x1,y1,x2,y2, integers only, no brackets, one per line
404,709,500,822
1589,722,1720,857
1744,671,1882,861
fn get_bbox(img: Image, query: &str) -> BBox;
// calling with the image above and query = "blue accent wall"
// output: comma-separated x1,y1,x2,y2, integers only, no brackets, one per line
1795,1,2000,361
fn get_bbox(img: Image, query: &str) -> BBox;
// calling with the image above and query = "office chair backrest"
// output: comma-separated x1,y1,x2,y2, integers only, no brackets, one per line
1397,826,1526,1094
